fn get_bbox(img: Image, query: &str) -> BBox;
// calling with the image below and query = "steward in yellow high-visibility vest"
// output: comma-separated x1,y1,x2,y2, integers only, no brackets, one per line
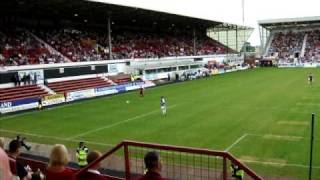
231,164,244,180
76,142,89,168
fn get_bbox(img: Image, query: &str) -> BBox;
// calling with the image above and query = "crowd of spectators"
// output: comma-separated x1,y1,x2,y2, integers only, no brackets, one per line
304,30,320,61
41,29,109,62
42,29,228,61
111,32,227,59
1,137,166,180
0,28,229,66
267,31,304,60
267,29,320,63
0,29,66,66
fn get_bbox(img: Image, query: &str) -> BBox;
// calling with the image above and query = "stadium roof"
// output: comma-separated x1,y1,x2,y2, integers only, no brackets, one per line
0,0,251,31
87,0,251,29
259,16,320,29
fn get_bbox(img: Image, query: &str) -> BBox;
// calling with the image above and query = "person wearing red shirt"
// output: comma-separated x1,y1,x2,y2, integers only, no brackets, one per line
136,151,165,180
46,144,75,180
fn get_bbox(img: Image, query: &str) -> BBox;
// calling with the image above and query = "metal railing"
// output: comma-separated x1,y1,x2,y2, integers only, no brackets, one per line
76,140,263,180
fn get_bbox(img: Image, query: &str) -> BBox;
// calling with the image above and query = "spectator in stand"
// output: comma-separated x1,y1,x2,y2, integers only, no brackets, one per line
33,72,38,85
12,74,17,87
1,28,229,66
79,150,107,180
7,139,33,180
46,144,75,180
86,150,102,174
305,30,320,61
27,73,31,85
17,73,22,86
30,72,35,85
136,151,165,180
0,144,13,180
22,73,28,86
268,31,304,62
0,137,4,148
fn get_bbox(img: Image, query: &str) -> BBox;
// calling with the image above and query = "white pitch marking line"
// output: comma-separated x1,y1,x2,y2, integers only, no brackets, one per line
69,104,178,139
225,133,248,152
2,129,320,170
247,133,306,140
0,129,114,147
240,159,320,169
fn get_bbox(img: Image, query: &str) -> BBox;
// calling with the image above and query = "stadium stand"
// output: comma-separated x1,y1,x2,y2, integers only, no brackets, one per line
111,31,228,59
0,28,230,64
304,30,320,61
267,31,304,59
47,77,111,93
0,29,64,66
260,17,320,62
108,74,132,85
0,85,47,102
265,29,320,62
0,0,246,66
41,29,108,62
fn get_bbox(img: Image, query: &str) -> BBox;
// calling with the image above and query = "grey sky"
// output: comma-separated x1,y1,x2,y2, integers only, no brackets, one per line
92,0,320,45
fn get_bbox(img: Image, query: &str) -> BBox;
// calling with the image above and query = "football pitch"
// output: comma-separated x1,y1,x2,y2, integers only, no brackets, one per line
1,68,320,179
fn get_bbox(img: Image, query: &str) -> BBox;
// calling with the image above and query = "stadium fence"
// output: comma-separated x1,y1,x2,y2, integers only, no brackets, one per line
76,140,263,180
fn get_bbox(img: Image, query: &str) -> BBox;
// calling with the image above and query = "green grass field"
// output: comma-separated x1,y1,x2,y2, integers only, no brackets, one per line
1,68,320,179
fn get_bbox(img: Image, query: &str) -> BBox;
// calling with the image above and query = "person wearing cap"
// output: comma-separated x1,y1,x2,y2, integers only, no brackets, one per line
76,142,89,168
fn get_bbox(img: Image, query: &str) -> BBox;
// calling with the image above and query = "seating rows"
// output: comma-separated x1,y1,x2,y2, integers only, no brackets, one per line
0,28,230,66
267,29,320,62
304,30,320,60
0,85,39,94
0,85,47,102
109,74,131,84
0,29,62,66
47,77,111,93
268,31,304,59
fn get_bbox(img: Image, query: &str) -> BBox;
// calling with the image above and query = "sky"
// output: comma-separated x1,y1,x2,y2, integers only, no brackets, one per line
91,0,320,45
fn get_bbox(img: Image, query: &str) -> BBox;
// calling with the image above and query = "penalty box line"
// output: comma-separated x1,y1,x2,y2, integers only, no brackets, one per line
2,129,320,170
240,159,320,169
224,132,308,152
224,133,248,152
68,104,178,140
224,133,320,169
0,129,115,147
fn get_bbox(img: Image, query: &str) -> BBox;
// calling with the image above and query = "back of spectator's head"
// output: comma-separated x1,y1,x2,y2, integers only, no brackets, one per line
144,151,161,171
87,150,102,164
86,150,102,169
0,137,4,149
49,144,69,167
8,139,21,154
